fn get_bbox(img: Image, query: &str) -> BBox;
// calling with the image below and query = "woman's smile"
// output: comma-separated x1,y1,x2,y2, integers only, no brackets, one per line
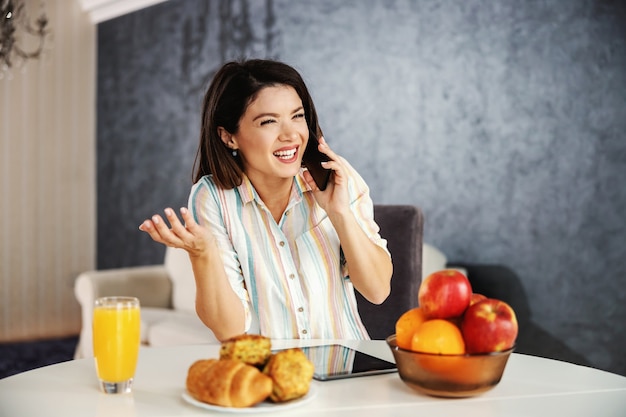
273,146,299,163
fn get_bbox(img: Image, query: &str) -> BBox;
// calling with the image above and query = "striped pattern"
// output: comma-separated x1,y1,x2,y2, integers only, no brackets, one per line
189,161,388,340
0,0,96,341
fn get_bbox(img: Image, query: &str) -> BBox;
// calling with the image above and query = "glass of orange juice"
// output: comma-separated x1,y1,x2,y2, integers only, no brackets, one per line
92,296,141,394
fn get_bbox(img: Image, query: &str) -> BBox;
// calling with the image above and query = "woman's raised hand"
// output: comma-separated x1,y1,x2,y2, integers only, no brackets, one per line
139,207,213,258
303,137,350,215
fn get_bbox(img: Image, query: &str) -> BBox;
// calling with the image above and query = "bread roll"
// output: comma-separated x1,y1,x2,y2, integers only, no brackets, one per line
263,348,314,402
186,359,273,408
220,334,272,367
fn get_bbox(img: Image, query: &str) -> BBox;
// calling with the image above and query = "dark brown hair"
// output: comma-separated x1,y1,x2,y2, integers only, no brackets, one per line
192,59,322,188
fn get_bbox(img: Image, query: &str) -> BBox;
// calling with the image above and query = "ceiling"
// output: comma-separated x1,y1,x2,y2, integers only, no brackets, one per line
78,0,170,23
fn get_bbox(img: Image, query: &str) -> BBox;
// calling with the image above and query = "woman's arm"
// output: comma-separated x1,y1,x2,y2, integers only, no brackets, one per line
328,209,393,304
303,137,393,304
139,207,247,341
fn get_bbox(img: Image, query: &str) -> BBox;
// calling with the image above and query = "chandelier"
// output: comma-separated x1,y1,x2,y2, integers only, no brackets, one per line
0,0,49,72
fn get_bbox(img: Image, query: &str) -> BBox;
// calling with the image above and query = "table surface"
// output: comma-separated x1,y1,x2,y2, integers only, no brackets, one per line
1,339,625,417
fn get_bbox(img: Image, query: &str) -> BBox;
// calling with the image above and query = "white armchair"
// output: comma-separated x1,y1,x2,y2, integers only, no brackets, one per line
73,247,217,359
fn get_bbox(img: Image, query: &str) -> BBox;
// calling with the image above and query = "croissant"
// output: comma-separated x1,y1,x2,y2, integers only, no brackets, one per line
186,359,273,408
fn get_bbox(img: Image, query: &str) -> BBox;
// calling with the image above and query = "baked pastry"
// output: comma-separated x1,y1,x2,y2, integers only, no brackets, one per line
263,348,315,402
186,358,273,408
220,334,272,367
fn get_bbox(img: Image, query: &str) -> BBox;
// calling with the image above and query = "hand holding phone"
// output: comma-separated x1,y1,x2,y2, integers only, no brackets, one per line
302,132,331,191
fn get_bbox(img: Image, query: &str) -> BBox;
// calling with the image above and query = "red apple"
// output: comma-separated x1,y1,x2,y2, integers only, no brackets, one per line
461,298,518,353
469,293,487,306
418,269,472,319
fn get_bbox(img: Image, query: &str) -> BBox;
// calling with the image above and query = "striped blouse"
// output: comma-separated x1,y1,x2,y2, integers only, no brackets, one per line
188,159,389,340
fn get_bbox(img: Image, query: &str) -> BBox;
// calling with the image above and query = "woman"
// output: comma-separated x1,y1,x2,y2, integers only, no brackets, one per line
139,59,392,342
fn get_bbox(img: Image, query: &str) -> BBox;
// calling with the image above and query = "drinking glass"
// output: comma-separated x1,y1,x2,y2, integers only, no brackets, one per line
92,296,141,394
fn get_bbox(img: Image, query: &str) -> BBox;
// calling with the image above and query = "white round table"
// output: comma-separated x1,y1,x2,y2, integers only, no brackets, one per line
1,339,625,416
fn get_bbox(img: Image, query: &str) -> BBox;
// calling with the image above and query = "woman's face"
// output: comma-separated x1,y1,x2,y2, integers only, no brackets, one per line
229,85,310,186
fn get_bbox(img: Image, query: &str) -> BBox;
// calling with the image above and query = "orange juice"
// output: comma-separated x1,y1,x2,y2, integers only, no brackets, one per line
93,298,140,383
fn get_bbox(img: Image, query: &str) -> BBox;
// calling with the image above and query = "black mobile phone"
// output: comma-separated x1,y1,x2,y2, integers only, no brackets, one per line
301,344,397,381
301,131,331,191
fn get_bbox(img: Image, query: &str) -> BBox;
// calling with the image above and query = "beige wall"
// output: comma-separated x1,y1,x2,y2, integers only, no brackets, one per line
0,0,96,342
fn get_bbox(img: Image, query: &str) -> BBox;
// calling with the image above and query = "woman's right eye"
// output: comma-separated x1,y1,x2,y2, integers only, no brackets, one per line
260,119,275,126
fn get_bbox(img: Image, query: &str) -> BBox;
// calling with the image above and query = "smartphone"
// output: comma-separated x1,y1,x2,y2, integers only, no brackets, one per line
301,344,397,381
301,131,331,191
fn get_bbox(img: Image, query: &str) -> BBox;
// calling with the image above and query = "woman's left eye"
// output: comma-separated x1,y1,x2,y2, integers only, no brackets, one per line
293,113,305,120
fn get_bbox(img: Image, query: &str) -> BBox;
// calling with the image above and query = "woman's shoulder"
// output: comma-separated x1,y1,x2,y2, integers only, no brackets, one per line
192,174,217,189
190,175,222,202
190,174,244,207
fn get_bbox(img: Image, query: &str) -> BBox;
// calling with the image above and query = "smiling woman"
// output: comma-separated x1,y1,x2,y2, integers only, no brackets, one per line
138,59,393,344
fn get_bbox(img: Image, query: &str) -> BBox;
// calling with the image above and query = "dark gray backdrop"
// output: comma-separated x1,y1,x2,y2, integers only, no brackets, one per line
97,0,626,376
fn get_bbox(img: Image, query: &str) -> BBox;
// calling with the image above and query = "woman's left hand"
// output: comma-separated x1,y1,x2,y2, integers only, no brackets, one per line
303,137,350,215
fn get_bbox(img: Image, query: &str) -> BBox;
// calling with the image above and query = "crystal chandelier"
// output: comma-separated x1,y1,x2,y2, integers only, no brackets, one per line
0,0,49,72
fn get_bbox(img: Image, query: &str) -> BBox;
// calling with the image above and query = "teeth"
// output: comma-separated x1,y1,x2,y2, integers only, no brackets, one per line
274,149,296,159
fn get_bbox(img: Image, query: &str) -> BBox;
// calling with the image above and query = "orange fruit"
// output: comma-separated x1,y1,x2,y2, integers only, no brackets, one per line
411,319,465,354
411,319,465,376
395,307,427,350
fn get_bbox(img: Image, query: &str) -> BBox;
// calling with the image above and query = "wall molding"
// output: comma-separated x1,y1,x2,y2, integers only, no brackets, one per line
79,0,169,23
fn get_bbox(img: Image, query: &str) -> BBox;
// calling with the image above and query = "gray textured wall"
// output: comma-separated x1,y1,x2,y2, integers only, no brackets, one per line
97,0,626,376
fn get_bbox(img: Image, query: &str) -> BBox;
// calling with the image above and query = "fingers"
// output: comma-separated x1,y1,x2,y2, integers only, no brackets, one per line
138,216,165,244
139,208,192,247
163,207,187,236
317,137,346,185
317,137,340,168
318,136,337,159
179,207,199,231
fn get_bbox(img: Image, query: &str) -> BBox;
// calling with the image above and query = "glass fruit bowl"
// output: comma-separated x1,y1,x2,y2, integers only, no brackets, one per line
386,334,514,398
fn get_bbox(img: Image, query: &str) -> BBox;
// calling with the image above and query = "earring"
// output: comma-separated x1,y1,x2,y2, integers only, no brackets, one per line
232,149,238,157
